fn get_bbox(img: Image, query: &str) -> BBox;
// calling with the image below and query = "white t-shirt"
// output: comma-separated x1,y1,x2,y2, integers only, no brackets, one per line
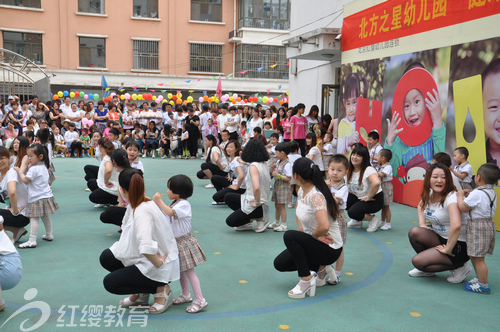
323,142,333,156
225,113,240,133
306,116,320,131
168,199,192,238
377,163,393,182
199,112,212,131
288,152,302,185
217,113,231,132
248,117,263,138
174,113,186,130
25,164,53,203
207,146,228,171
346,166,382,199
463,186,497,219
228,158,247,189
330,182,348,210
132,129,144,141
296,187,343,249
60,104,72,117
275,159,292,178
0,229,18,255
54,134,64,145
0,168,28,216
131,159,144,173
423,191,466,242
97,155,119,196
64,131,79,148
308,146,324,171
369,143,383,167
68,109,82,129
454,162,473,184
21,109,32,127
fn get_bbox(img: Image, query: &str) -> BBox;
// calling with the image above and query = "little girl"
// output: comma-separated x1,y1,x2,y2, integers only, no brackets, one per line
306,133,324,176
153,175,208,313
180,124,189,159
15,144,59,248
38,128,56,185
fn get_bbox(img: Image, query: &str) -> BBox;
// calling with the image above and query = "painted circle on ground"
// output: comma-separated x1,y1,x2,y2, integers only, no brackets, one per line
410,312,422,317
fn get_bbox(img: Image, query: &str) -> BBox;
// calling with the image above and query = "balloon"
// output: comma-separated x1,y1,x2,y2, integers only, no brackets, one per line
80,91,85,97
232,99,237,104
207,97,213,103
203,95,208,101
214,97,219,103
142,93,147,100
88,93,93,100
176,99,182,105
229,97,233,102
274,98,278,102
53,95,59,100
57,91,63,97
138,95,143,100
169,100,174,105
158,95,163,101
237,97,241,102
75,91,80,97
172,95,177,101
167,93,173,99
244,99,248,103
155,99,160,104
162,99,168,103
84,94,89,99
187,96,193,103
110,93,116,97
177,93,182,99
232,93,238,100
279,100,283,105
63,90,69,97
258,97,262,103
199,97,204,103
124,93,131,100
132,93,137,100
70,92,75,98
93,94,99,100
262,97,268,102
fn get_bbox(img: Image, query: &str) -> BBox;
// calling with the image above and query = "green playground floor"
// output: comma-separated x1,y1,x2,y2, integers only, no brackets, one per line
0,157,499,331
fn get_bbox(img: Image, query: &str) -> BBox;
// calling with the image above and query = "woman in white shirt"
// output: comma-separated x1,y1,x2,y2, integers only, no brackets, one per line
88,138,119,208
196,135,228,187
225,139,271,233
274,158,343,299
100,168,179,315
408,163,470,282
345,145,384,232
248,109,263,138
306,133,324,174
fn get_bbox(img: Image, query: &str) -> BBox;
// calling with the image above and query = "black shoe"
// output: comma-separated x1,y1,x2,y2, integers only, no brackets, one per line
79,155,83,158
70,154,76,158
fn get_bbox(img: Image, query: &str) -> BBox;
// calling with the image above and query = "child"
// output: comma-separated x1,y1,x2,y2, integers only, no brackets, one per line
125,140,144,172
103,120,114,137
64,123,82,158
153,175,208,313
306,133,324,175
266,133,279,169
61,119,70,136
450,147,473,190
159,125,171,158
287,141,301,208
239,121,248,144
275,125,284,143
482,58,500,165
219,130,230,149
23,131,34,145
15,144,59,248
53,126,67,157
264,122,272,131
132,122,145,153
322,133,334,171
368,131,382,168
80,129,91,157
376,149,393,230
179,124,189,159
108,128,122,150
38,128,56,185
323,154,349,285
268,143,292,232
456,163,499,294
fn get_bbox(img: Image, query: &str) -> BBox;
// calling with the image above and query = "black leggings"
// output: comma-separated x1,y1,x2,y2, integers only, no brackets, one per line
408,227,469,272
295,139,306,157
210,175,246,203
274,230,343,277
346,192,384,221
69,141,83,155
225,192,263,227
87,179,119,205
84,165,99,182
196,163,228,179
100,249,164,295
188,135,198,157
100,206,126,227
0,209,30,228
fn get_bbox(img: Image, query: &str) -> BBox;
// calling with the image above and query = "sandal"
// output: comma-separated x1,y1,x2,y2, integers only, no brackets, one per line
42,235,53,241
12,227,27,243
316,265,335,287
18,241,37,249
186,299,208,313
173,294,192,305
149,287,173,315
120,293,150,308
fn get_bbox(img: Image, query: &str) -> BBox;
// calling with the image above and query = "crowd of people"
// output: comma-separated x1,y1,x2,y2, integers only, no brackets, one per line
0,94,497,316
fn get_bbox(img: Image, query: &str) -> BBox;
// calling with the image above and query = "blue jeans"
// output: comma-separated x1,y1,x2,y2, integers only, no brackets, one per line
0,252,22,290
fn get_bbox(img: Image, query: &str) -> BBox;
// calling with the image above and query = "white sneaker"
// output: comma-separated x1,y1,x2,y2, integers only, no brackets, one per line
268,221,280,229
409,268,435,277
447,263,472,283
380,223,392,231
367,216,382,232
85,188,91,192
234,223,253,231
287,203,293,208
347,219,362,228
205,183,214,188
274,224,288,232
60,154,65,158
211,201,226,205
93,204,106,209
152,154,155,159
255,221,270,233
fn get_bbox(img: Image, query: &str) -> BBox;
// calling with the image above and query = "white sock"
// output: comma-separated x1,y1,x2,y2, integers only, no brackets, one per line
335,270,341,277
41,215,52,237
29,217,39,242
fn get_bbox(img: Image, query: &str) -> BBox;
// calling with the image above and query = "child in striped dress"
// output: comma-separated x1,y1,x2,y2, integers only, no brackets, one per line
153,175,208,313
457,163,499,294
15,144,59,248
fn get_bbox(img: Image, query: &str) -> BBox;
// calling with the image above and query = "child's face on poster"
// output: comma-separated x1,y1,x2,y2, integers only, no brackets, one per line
483,73,500,146
343,96,357,122
403,89,426,127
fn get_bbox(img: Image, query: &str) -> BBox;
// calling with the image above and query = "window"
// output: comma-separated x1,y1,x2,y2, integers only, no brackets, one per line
189,43,222,73
191,0,222,22
2,31,43,64
79,37,106,68
0,0,41,8
239,0,290,30
78,0,105,14
133,40,159,70
235,44,288,79
133,0,158,18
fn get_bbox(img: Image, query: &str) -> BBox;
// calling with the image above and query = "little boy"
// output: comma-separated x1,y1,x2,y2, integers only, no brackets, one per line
219,130,230,149
64,123,82,158
456,163,499,294
268,142,292,232
80,129,91,157
61,119,71,136
451,147,474,190
266,133,279,169
322,133,335,171
376,149,393,230
287,141,301,208
368,131,382,168
53,126,67,157
126,140,144,172
108,128,122,150
275,125,284,143
324,154,349,285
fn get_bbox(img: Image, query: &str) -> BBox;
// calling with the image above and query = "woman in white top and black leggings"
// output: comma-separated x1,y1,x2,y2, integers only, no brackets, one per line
87,138,119,207
196,135,228,188
345,145,384,232
100,168,180,315
274,158,343,299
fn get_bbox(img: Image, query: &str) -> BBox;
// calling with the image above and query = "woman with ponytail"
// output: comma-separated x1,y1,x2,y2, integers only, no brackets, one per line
100,168,180,315
274,158,343,299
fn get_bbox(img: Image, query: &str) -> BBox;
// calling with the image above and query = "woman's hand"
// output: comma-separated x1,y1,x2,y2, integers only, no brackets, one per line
316,234,334,245
228,184,238,190
105,181,113,188
249,201,261,207
361,197,374,202
419,224,432,230
425,88,443,129
154,252,169,268
386,112,404,145
435,244,454,257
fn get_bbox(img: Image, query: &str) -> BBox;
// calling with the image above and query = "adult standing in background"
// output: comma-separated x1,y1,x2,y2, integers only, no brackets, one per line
185,107,200,159
60,96,72,118
306,105,321,132
290,104,309,157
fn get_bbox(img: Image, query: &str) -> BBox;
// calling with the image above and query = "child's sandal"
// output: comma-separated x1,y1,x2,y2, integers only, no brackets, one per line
173,294,192,305
186,299,208,313
18,241,37,249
